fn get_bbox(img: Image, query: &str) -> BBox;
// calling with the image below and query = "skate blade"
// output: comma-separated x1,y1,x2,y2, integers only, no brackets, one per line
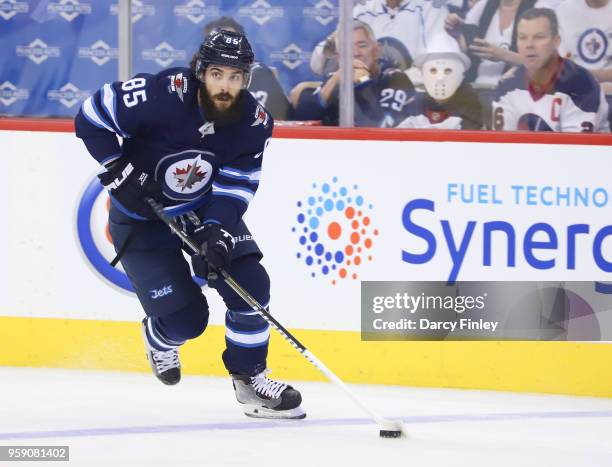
242,404,306,420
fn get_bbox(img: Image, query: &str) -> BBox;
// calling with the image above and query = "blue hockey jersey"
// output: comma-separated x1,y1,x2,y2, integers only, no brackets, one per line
75,67,273,226
293,60,415,127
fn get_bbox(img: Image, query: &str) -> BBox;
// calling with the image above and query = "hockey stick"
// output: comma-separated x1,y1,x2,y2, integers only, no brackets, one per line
145,198,406,438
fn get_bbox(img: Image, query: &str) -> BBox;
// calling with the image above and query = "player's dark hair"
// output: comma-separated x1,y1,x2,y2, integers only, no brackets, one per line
203,16,245,37
518,7,559,37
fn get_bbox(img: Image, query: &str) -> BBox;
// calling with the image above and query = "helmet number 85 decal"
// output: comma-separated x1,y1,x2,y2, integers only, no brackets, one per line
225,37,240,45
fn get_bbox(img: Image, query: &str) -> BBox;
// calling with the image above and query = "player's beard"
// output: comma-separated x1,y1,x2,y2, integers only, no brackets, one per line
199,84,244,126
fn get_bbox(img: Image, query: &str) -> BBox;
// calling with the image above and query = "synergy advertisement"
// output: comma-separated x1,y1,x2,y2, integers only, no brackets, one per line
0,130,611,335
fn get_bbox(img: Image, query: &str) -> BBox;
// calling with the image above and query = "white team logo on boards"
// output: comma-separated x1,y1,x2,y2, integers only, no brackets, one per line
109,0,155,23
47,82,90,108
78,40,118,66
47,0,92,22
0,81,29,106
303,0,337,26
142,42,187,68
238,0,283,26
173,0,219,24
0,0,29,20
15,38,61,64
270,43,311,70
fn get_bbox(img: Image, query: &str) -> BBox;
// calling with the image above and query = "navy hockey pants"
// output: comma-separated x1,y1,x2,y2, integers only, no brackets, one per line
109,205,270,376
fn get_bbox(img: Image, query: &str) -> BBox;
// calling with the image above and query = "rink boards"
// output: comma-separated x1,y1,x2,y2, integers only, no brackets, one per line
0,124,611,397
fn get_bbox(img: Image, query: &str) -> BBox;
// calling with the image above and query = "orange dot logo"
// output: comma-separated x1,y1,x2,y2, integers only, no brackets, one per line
292,178,378,284
328,221,342,240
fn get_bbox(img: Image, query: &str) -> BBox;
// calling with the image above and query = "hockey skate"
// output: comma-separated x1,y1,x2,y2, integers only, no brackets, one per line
141,320,181,386
232,370,306,419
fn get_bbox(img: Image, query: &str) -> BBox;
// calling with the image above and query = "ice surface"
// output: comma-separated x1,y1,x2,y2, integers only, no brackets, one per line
0,368,611,466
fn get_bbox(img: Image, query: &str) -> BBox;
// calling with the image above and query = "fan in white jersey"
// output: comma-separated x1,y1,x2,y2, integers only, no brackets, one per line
310,0,454,76
556,0,612,93
492,8,610,132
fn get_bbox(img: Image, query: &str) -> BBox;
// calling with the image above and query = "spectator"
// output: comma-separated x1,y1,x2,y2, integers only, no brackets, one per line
556,0,612,95
445,0,536,89
397,36,483,129
492,8,610,132
200,17,292,120
295,21,415,127
311,0,454,77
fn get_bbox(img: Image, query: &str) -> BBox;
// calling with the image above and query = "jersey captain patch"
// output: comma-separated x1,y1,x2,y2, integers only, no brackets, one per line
156,150,216,201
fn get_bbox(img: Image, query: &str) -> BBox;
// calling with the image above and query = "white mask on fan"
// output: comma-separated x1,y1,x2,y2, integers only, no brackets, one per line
422,57,465,101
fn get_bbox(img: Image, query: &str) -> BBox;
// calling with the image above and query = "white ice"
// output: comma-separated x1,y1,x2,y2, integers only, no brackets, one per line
0,367,611,467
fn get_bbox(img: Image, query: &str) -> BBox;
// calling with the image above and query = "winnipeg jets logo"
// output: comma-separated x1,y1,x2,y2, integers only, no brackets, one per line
168,72,188,102
251,105,269,128
158,150,215,200
199,121,215,138
173,155,208,191
578,28,607,64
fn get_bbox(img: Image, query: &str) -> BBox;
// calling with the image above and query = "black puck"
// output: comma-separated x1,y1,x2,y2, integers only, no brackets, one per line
379,429,402,438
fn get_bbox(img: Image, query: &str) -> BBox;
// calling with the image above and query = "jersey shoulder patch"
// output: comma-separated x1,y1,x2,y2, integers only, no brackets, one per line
167,72,190,102
243,91,272,130
155,67,194,104
251,104,271,128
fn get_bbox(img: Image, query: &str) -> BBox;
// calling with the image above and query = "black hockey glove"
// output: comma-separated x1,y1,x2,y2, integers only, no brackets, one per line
98,158,161,219
191,223,234,278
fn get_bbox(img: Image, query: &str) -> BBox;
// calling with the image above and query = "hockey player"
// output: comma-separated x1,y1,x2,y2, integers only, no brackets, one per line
200,16,292,120
74,30,305,420
492,8,610,132
294,20,415,127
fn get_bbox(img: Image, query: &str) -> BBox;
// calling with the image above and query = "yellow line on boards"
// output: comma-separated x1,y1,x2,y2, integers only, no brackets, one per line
1,316,611,398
